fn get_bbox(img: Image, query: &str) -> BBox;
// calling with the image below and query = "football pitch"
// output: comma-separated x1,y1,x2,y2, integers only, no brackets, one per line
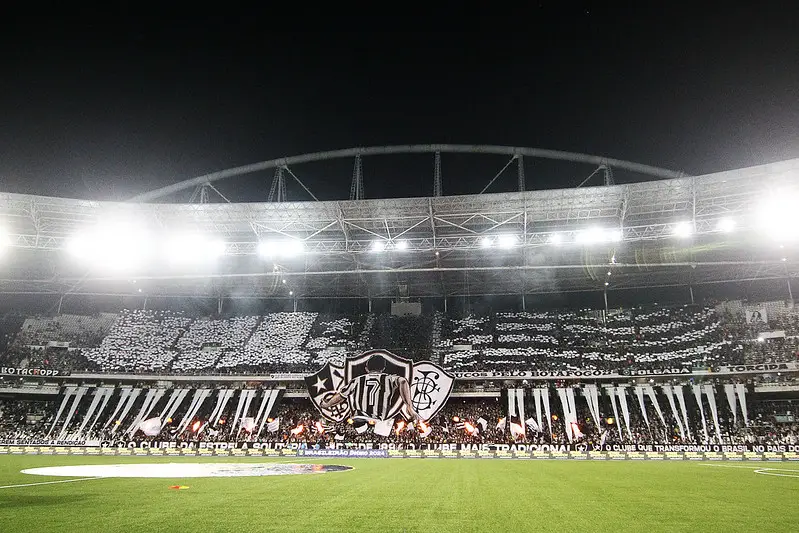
0,456,797,533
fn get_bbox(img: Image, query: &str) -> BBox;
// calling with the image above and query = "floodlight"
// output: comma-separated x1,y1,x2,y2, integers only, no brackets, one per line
576,227,620,245
716,218,735,233
548,233,563,245
480,236,493,248
497,234,517,249
672,221,693,238
757,194,799,241
0,231,10,256
395,239,408,251
67,223,152,271
165,234,226,265
258,239,305,258
371,240,385,252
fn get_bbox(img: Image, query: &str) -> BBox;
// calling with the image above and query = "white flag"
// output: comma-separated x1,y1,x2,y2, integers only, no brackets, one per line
476,417,488,432
241,417,256,432
418,421,433,438
496,417,506,431
139,417,162,437
525,417,540,432
374,419,393,437
267,418,280,432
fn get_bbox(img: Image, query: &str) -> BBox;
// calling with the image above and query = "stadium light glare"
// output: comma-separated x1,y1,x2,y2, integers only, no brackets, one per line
258,239,305,258
66,223,152,271
394,239,408,251
480,236,493,248
371,240,386,252
165,234,226,265
576,227,620,245
757,194,799,241
548,233,564,245
716,218,735,233
497,234,517,249
672,221,693,238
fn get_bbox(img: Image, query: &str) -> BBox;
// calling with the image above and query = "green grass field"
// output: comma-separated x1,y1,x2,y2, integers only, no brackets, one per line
0,455,797,532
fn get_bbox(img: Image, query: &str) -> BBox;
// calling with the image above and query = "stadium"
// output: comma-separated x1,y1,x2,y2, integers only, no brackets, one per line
1,145,798,532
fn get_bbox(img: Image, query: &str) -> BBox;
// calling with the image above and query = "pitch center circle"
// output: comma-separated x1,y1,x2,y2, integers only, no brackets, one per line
21,463,353,478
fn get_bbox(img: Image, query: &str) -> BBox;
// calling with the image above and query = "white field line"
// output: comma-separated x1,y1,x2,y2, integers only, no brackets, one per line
0,477,103,490
699,463,799,478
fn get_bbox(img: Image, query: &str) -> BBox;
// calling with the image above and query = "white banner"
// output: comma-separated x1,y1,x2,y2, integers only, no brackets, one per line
702,384,722,442
112,388,141,435
735,383,748,426
661,385,685,439
47,386,76,437
86,387,114,435
673,385,691,439
177,389,209,433
76,388,104,436
607,387,623,440
746,309,768,325
58,386,88,440
723,384,738,426
644,385,666,427
556,388,574,442
692,385,709,443
540,388,552,437
634,386,650,428
104,388,131,430
616,387,632,440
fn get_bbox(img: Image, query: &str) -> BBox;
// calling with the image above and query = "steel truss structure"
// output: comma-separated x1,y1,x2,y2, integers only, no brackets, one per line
0,146,797,300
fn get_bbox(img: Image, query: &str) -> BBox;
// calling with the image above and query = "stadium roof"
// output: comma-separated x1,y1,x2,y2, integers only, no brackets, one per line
0,146,797,300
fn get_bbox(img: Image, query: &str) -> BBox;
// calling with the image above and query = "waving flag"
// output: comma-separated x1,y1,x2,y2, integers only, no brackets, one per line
525,417,541,432
241,417,256,432
496,417,507,431
139,417,162,437
418,420,432,438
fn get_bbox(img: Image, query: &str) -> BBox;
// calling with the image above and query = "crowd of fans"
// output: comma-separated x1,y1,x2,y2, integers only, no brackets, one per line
0,387,796,448
0,302,797,376
439,306,745,372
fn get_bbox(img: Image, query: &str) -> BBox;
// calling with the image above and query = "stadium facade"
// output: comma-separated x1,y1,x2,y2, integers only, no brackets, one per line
0,145,796,305
0,147,798,458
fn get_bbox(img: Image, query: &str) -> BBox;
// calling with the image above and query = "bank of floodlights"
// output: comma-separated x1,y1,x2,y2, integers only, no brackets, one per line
479,234,519,249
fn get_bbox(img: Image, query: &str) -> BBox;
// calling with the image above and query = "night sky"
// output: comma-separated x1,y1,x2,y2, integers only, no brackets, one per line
1,7,798,203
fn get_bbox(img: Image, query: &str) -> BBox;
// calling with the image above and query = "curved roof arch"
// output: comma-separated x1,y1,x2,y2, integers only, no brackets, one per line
127,144,688,203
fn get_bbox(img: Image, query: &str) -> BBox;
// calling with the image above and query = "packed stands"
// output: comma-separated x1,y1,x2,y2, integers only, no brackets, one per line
1,387,797,447
438,306,745,372
1,300,798,375
85,310,191,371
